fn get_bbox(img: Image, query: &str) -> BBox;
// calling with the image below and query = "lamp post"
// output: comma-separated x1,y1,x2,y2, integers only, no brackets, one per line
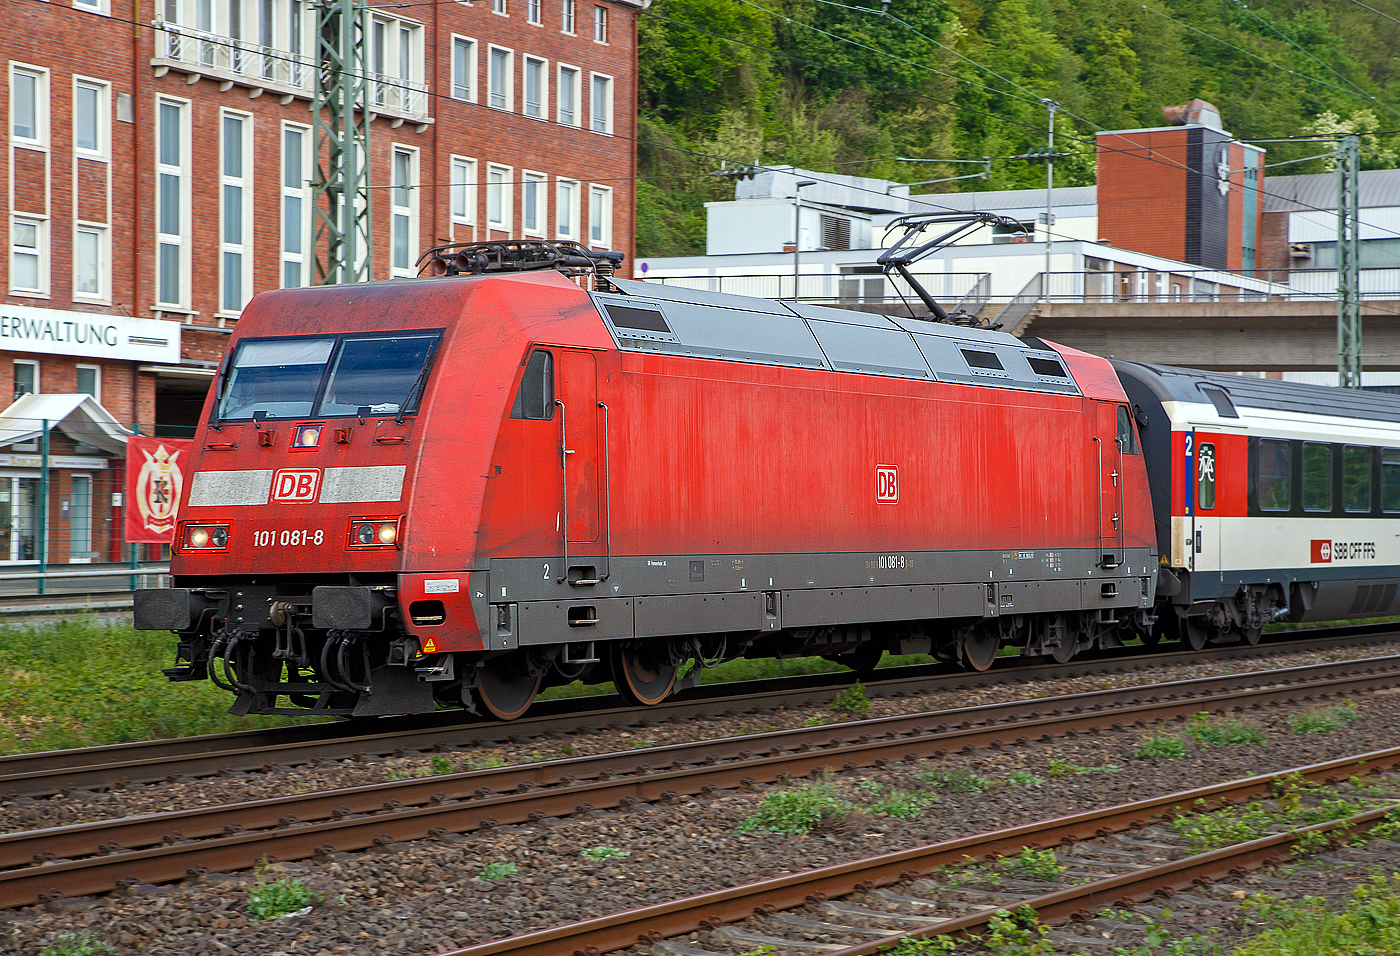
793,179,816,299
1040,99,1060,295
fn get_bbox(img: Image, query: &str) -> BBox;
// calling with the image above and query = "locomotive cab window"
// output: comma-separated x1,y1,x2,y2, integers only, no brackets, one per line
1302,442,1331,512
510,349,554,420
1116,405,1139,454
1197,442,1215,510
1257,439,1291,512
1383,449,1400,513
1345,445,1372,513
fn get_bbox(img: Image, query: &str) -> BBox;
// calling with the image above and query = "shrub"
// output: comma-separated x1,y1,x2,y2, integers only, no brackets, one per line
476,861,519,881
737,783,851,835
1134,735,1187,760
829,682,871,717
246,877,323,921
580,845,631,861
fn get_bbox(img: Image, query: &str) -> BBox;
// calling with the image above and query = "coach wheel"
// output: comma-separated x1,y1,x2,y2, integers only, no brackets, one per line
1183,618,1209,652
1241,625,1262,646
476,653,542,721
960,628,999,672
826,642,884,676
610,642,676,707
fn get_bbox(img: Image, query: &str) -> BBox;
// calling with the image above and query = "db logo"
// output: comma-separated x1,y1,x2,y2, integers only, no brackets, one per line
271,469,321,503
876,465,899,504
1311,539,1332,563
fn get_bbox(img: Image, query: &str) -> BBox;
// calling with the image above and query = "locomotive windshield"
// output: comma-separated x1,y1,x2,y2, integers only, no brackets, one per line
216,331,443,422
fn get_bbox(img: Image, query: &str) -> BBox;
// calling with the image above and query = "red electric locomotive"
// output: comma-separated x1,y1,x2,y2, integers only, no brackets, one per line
135,225,1161,719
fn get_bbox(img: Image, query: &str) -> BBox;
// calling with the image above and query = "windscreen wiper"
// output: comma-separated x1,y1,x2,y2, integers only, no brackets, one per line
393,344,439,425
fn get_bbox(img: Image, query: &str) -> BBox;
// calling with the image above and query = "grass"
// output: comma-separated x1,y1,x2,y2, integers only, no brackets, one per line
476,861,518,881
921,764,992,793
1288,705,1362,734
0,620,312,755
829,681,871,717
1047,758,1122,776
1185,711,1267,746
867,787,937,819
37,935,114,956
246,876,322,921
1134,735,1187,760
737,781,851,835
1234,874,1400,955
580,845,631,861
1004,770,1043,787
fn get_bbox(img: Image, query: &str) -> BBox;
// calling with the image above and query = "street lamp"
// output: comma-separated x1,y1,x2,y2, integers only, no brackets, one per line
793,180,816,300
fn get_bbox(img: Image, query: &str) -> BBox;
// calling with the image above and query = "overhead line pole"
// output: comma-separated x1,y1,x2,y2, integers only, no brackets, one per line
1041,98,1060,298
312,0,374,285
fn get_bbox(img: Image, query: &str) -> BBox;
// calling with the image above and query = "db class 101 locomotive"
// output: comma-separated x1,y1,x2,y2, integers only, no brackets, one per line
132,233,1400,720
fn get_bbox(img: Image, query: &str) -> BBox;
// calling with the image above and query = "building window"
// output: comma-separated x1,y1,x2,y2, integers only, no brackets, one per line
10,218,45,295
74,226,107,300
13,361,38,401
369,15,425,115
391,147,418,277
558,65,579,126
74,0,108,12
593,4,607,42
590,73,612,134
281,123,312,287
451,156,477,231
523,56,547,119
156,97,189,308
488,47,513,111
11,65,46,145
522,172,546,235
492,0,506,14
556,179,578,240
451,36,476,101
73,78,108,157
588,184,611,247
561,0,574,32
526,0,541,23
220,111,253,314
76,365,101,401
487,164,512,232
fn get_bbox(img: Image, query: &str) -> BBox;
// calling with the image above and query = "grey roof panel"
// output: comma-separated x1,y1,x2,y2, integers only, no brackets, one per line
781,300,906,329
609,277,793,315
806,319,932,379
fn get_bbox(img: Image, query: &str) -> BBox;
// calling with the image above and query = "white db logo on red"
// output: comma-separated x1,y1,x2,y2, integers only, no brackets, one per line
876,465,899,504
271,468,321,503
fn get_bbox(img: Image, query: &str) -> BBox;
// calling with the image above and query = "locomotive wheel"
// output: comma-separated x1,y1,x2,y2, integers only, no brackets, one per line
1183,618,1209,652
960,629,999,671
476,654,542,721
1242,625,1263,646
610,643,676,706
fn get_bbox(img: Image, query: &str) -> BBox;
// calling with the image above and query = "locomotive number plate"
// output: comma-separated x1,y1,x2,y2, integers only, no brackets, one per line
252,529,325,547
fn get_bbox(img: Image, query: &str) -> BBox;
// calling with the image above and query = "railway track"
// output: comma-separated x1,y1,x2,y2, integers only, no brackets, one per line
433,749,1400,956
2,623,1396,799
4,651,1400,911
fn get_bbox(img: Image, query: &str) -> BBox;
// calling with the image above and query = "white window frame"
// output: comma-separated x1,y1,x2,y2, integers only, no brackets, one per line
73,0,110,13
492,0,507,14
589,72,613,135
450,155,478,238
390,145,419,278
557,64,581,127
368,14,425,115
523,56,548,120
561,0,575,33
450,35,477,102
588,184,612,248
10,216,47,297
155,95,191,310
526,0,541,24
72,77,110,160
521,171,547,236
72,224,108,302
219,109,254,316
487,46,514,112
593,4,607,43
487,163,513,233
75,364,101,402
10,63,48,147
556,179,579,240
12,360,39,400
280,121,313,288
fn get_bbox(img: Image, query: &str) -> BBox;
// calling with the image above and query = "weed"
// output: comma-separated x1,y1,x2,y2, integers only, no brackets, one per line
37,934,114,956
580,845,631,861
886,935,957,955
737,782,851,836
1172,802,1274,852
802,714,834,727
1288,705,1362,734
1291,829,1330,856
869,788,936,820
1134,735,1187,760
1047,758,1121,776
560,744,576,756
829,682,871,717
979,906,1055,955
735,947,778,956
467,754,507,770
1004,770,1042,787
856,779,883,793
921,764,991,793
999,847,1064,882
246,877,323,921
1234,874,1400,955
430,755,454,775
476,861,519,881
630,739,656,749
1186,712,1266,746
1370,806,1400,842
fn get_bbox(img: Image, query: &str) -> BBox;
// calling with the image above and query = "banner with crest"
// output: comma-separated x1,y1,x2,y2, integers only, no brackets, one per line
125,436,192,543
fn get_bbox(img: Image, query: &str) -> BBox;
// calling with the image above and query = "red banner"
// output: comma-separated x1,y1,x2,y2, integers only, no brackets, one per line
125,436,193,543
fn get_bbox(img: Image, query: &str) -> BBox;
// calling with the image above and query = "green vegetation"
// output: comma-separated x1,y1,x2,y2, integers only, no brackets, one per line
921,764,992,793
430,755,454,774
829,681,872,717
1186,712,1267,746
999,847,1065,882
868,787,937,819
1134,735,1188,760
246,877,323,921
737,781,851,835
1173,801,1275,852
1235,875,1400,956
37,935,114,956
0,621,311,755
580,845,632,861
1048,758,1122,776
476,861,519,882
1004,770,1043,787
1288,705,1362,735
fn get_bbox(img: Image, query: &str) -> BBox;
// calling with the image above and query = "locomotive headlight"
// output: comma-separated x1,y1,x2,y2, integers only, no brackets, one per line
348,517,402,549
189,528,209,548
355,522,376,545
210,527,229,548
377,522,397,545
182,522,231,551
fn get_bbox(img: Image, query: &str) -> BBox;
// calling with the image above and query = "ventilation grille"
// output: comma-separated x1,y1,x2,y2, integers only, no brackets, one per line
821,215,851,251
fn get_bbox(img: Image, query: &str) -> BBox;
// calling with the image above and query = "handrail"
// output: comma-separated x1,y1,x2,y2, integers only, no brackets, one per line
555,399,570,582
0,564,169,583
597,401,611,582
1092,435,1104,565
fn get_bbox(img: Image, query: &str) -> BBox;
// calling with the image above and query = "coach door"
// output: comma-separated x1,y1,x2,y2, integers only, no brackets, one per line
556,350,602,577
1095,403,1125,568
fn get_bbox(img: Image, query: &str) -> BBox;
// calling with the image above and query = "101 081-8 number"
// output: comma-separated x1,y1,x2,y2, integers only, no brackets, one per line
253,529,324,547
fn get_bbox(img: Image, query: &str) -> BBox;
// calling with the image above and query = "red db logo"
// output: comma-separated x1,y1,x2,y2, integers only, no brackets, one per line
1311,539,1332,563
271,469,321,503
876,465,899,504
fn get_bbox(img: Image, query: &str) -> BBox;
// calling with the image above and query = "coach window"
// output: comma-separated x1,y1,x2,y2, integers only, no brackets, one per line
1115,405,1138,454
1257,439,1291,512
1344,446,1372,513
1302,442,1331,513
1383,450,1400,513
510,350,554,420
1197,442,1215,510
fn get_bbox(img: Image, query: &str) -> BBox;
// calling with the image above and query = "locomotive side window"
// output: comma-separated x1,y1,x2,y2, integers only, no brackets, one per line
1115,405,1139,455
1302,442,1332,512
510,349,554,420
1384,449,1400,513
1197,442,1215,510
1344,445,1372,513
1257,439,1291,512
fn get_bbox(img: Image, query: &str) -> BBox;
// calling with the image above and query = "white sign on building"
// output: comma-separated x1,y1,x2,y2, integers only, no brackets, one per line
0,304,181,364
